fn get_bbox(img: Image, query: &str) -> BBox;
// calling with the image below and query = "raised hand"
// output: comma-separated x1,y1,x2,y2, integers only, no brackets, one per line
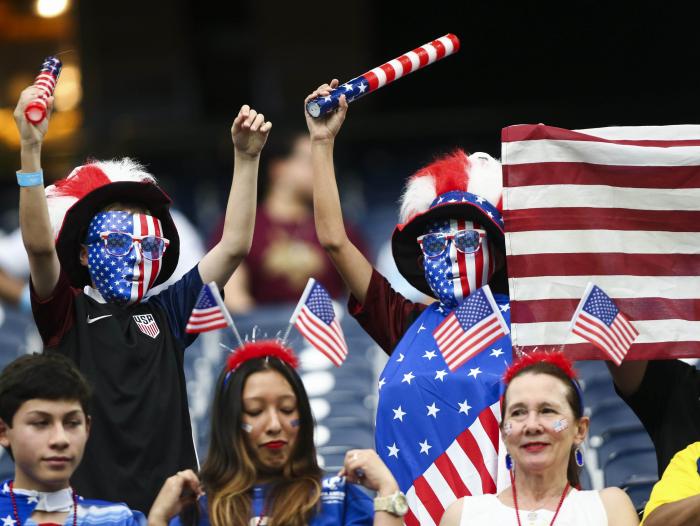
14,86,53,146
231,104,272,158
304,79,348,143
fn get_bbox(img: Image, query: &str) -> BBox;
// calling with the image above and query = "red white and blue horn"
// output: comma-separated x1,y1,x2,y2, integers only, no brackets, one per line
25,56,62,125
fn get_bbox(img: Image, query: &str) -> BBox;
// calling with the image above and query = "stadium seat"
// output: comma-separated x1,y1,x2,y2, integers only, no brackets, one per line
603,447,657,488
594,425,653,467
588,399,643,439
623,477,657,514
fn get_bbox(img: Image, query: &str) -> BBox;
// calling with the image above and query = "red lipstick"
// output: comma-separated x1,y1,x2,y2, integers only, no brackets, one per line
262,441,286,450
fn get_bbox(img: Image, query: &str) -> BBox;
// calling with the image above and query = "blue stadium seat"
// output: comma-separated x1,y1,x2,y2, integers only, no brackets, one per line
595,425,653,467
580,374,619,410
588,399,643,439
623,477,657,514
579,465,593,490
603,448,657,488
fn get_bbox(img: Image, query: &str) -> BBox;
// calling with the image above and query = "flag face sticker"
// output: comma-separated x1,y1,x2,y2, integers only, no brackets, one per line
433,286,509,371
502,124,700,359
133,313,160,339
291,279,348,366
570,283,638,365
186,283,229,334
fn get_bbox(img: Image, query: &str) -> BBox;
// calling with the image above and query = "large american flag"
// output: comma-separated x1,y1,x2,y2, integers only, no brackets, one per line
290,278,348,366
376,296,511,525
502,124,700,359
433,285,510,371
570,283,639,365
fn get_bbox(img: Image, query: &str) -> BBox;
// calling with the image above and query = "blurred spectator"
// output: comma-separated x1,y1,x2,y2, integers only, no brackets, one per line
210,130,366,313
641,441,700,525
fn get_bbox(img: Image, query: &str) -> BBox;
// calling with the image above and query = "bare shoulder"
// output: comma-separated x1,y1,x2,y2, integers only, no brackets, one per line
439,497,464,526
598,487,640,525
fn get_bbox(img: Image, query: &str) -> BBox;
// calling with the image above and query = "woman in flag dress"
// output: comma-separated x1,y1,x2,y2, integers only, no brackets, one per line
305,80,513,524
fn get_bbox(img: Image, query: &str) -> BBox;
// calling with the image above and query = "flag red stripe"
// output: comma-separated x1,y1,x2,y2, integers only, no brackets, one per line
502,125,700,147
512,297,700,322
398,54,413,75
440,316,500,359
431,38,446,59
298,308,347,358
149,215,162,290
573,320,625,362
521,341,700,360
506,207,700,233
478,409,501,452
189,312,226,323
506,162,700,189
412,475,444,525
137,214,147,300
296,311,345,365
434,454,470,497
508,253,700,278
404,509,419,526
583,313,631,354
577,313,628,358
447,33,460,52
609,316,637,346
456,219,471,297
185,320,228,333
572,326,623,363
447,329,504,371
456,430,497,494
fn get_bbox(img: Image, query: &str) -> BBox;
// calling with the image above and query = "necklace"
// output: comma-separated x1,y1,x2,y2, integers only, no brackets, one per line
509,471,570,526
9,481,78,526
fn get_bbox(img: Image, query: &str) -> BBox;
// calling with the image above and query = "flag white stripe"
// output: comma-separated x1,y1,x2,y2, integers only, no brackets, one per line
470,418,499,480
445,325,502,370
508,275,700,299
405,50,421,70
445,440,482,496
185,319,227,331
370,66,387,88
405,487,436,526
439,316,500,360
513,319,700,345
439,34,457,54
423,464,457,510
578,313,627,357
433,314,459,340
387,58,404,79
507,230,700,255
506,184,700,212
505,139,700,166
572,326,624,363
296,312,345,365
298,308,347,358
573,318,625,361
330,320,349,354
188,312,227,323
608,317,637,347
188,306,221,316
575,125,700,140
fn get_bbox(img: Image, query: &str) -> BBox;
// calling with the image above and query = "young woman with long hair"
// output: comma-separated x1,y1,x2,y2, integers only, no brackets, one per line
148,340,407,526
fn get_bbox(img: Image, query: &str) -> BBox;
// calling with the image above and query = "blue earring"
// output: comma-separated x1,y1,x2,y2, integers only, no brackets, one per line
575,446,584,467
505,453,514,471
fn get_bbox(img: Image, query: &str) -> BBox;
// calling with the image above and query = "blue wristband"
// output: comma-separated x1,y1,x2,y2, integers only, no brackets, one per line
16,170,44,187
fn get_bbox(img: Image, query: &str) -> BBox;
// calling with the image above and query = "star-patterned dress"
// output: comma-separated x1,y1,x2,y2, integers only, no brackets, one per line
349,270,512,525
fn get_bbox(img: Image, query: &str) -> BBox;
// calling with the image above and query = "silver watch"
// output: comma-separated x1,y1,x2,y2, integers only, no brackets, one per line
374,490,409,517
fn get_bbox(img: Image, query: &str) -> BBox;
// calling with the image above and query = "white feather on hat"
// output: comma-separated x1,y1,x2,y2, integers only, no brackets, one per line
46,158,156,240
398,150,503,225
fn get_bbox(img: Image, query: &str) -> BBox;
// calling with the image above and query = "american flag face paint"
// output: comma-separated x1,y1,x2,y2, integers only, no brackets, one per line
552,418,569,433
503,421,513,436
422,219,494,308
85,211,164,305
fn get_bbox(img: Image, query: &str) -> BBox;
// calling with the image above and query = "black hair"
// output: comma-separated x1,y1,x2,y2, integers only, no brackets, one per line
0,352,92,426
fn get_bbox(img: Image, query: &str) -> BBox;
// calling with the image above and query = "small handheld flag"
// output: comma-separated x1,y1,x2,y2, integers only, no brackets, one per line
433,285,510,371
289,278,348,366
186,282,244,347
305,33,460,118
25,56,62,125
570,283,639,365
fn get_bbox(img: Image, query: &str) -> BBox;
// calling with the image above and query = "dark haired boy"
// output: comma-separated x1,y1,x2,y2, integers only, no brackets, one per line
0,353,145,526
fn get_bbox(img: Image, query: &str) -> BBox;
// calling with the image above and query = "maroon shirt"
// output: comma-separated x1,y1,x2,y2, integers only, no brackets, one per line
348,269,428,355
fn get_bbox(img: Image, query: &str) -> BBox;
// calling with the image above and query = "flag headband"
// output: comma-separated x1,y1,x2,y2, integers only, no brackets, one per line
225,340,299,374
502,350,584,415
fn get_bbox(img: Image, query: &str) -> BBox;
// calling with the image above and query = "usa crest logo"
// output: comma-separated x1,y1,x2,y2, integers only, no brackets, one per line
133,313,160,339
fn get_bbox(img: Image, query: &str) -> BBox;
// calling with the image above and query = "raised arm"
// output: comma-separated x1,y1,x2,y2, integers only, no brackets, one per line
199,105,271,288
13,86,60,299
304,80,373,303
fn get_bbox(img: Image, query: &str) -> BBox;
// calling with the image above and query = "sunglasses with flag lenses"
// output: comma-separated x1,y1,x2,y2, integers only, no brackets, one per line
417,229,486,258
99,231,170,260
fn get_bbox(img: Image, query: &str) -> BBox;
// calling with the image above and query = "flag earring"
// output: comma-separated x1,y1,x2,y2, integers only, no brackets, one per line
574,446,584,467
505,453,514,471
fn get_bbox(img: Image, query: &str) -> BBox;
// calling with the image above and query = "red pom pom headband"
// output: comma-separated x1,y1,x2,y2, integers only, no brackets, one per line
225,340,299,374
502,350,584,415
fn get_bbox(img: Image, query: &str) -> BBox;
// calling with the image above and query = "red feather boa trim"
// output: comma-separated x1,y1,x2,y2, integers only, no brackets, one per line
503,350,578,385
226,340,299,372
